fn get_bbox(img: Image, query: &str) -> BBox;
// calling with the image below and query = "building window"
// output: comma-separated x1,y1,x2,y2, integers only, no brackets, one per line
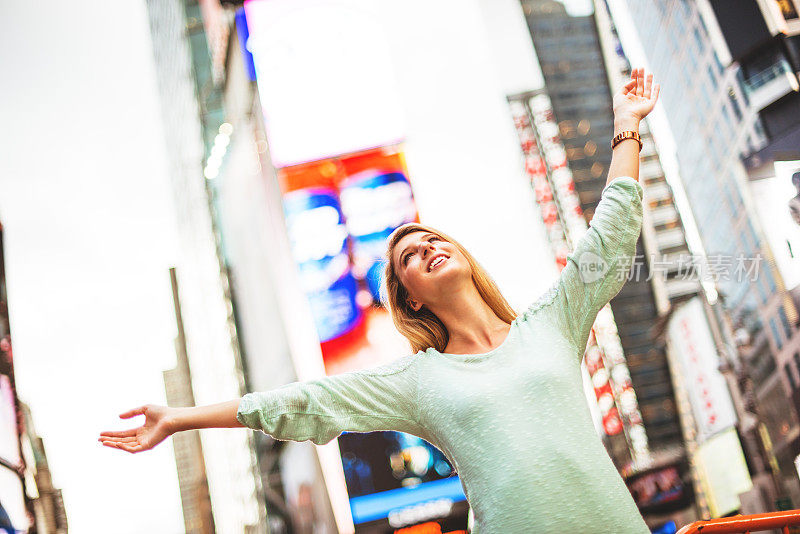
736,69,750,106
728,88,742,121
765,265,777,292
694,27,705,55
786,363,797,390
756,274,770,305
776,0,799,19
771,317,784,350
754,117,767,143
713,47,725,75
746,221,761,254
779,307,794,339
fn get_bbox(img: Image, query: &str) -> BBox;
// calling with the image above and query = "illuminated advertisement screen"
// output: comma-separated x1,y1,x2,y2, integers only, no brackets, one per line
278,148,467,532
624,463,692,515
243,0,405,168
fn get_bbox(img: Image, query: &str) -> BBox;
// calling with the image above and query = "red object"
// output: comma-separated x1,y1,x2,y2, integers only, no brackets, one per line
676,510,800,534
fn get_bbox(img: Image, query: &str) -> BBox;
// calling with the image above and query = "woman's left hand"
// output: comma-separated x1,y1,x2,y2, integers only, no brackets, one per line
612,68,660,124
98,404,176,454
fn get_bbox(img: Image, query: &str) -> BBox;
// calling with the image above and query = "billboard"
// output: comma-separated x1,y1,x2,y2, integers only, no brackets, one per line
624,462,692,515
278,148,467,532
695,427,752,517
666,297,737,443
243,0,405,168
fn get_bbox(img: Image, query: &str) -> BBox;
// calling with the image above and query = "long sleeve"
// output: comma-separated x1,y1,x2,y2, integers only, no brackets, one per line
236,356,425,445
532,176,643,351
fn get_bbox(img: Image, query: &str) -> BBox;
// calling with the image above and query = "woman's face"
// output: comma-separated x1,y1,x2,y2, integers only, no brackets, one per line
392,231,470,309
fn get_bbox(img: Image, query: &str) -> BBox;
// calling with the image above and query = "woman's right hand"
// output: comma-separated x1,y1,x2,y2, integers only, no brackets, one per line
98,404,177,454
612,67,660,124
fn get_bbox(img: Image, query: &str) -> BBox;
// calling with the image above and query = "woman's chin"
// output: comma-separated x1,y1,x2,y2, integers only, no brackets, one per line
428,263,470,284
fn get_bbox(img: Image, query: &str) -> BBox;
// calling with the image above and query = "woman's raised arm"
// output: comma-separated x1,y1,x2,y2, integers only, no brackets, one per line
606,67,659,186
528,69,658,354
99,355,426,453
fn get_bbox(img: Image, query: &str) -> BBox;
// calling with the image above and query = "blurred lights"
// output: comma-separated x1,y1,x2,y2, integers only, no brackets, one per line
214,133,230,148
705,287,719,305
219,122,233,136
204,123,234,180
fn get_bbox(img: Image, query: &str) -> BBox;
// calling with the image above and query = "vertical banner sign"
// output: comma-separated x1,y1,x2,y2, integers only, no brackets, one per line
585,332,624,436
696,428,752,517
666,297,737,443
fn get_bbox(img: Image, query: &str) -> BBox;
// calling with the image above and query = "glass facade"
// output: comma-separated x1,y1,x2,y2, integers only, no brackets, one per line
617,0,800,508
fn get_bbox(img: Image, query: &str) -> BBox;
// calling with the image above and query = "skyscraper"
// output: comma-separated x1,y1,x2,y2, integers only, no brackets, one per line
144,0,267,531
608,0,800,509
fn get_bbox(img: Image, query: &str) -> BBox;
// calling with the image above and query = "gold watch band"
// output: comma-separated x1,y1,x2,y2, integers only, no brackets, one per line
611,130,642,151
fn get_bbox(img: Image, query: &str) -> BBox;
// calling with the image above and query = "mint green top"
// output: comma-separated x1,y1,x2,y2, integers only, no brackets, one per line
238,177,649,533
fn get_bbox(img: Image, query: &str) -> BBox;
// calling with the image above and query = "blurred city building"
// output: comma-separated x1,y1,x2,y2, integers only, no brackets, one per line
608,0,800,517
163,268,216,534
717,0,800,174
18,403,68,534
144,0,267,532
0,224,67,533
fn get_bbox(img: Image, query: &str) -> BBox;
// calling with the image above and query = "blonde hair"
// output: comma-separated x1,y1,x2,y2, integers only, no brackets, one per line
383,223,517,353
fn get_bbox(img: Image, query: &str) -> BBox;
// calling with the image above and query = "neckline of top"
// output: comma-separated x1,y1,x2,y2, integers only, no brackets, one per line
426,318,520,361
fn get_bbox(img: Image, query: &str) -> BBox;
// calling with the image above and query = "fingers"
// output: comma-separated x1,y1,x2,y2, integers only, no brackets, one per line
119,406,146,419
99,428,138,438
100,440,144,454
644,73,653,99
636,68,644,97
99,436,138,444
651,83,661,104
621,79,637,95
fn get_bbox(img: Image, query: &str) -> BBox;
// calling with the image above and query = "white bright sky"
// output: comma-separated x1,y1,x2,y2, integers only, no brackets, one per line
0,1,185,532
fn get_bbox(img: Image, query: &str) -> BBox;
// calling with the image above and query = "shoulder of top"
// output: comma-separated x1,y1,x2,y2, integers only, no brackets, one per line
517,284,560,323
359,353,421,377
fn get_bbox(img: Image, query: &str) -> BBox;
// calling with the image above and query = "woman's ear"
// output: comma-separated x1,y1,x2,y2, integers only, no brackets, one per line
407,297,422,312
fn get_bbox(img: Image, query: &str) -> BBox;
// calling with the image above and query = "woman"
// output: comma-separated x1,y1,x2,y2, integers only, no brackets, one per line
100,69,660,533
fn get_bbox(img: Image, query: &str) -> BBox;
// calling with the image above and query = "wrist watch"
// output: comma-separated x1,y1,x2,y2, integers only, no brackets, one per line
611,130,642,151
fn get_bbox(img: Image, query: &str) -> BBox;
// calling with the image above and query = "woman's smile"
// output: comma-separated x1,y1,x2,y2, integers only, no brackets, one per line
427,253,449,272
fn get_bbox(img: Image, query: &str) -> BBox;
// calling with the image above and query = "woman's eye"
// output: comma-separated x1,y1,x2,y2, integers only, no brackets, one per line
429,237,439,242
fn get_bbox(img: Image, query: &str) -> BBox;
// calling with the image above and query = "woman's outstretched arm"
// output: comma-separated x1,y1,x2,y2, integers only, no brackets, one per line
98,401,243,453
99,355,426,453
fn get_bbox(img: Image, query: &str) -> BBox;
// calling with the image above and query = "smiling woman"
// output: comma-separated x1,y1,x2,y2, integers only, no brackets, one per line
100,68,660,533
383,224,517,355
